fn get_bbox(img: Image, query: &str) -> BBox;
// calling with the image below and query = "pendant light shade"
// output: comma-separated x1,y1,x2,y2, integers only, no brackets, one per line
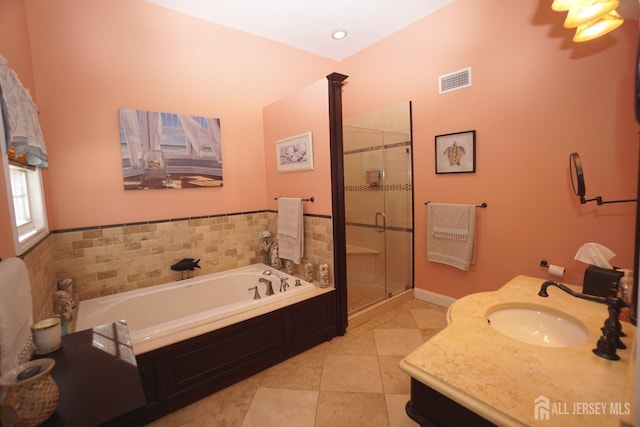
573,10,624,42
563,0,619,28
552,0,589,12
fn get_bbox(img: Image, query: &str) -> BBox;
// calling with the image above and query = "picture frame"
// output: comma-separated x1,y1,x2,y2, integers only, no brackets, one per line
435,130,476,174
275,131,314,173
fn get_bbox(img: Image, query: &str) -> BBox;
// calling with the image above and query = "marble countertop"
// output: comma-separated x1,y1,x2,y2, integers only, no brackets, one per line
400,275,636,426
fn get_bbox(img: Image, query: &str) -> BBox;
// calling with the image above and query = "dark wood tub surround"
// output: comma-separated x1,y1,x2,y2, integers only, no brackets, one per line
135,290,337,424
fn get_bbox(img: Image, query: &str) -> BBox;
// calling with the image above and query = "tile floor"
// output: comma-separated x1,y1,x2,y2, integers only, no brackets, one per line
146,297,448,427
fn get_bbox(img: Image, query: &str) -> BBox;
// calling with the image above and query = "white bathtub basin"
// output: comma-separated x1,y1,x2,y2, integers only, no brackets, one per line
486,305,589,348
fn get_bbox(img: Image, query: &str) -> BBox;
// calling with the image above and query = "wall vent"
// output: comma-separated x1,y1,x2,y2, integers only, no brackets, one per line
439,67,472,94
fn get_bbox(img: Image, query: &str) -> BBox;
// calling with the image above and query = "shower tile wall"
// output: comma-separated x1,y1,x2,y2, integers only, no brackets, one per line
20,212,333,307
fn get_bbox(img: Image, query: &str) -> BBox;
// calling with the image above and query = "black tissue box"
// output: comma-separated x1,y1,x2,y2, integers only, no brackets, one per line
582,265,623,297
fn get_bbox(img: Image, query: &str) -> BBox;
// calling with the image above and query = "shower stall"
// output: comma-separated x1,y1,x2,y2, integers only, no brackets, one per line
343,102,413,314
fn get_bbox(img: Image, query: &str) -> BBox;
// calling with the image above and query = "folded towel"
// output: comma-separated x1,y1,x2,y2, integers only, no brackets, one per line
426,203,476,271
277,198,304,264
0,257,34,376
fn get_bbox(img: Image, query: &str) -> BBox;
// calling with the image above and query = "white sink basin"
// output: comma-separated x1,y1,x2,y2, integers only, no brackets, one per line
487,305,589,348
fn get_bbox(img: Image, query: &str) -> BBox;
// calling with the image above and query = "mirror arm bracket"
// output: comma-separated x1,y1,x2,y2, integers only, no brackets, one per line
581,196,637,205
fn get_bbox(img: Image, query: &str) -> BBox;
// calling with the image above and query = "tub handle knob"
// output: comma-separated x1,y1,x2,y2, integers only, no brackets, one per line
248,286,260,300
280,279,289,293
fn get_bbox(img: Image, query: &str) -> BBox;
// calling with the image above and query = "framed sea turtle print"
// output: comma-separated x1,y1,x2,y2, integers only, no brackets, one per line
435,130,476,174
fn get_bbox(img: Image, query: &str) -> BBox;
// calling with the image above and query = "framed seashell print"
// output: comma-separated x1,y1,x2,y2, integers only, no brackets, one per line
435,130,476,174
275,131,314,173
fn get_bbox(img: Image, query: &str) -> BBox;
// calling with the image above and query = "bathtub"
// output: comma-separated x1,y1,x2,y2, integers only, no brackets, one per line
75,263,321,354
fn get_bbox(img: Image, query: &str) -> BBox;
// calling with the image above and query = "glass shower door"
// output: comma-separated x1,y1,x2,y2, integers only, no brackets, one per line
344,126,387,312
343,101,413,315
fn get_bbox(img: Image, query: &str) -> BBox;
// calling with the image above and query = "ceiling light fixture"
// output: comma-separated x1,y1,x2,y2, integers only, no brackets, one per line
563,0,619,27
551,0,624,42
573,10,624,41
331,30,347,40
552,0,589,12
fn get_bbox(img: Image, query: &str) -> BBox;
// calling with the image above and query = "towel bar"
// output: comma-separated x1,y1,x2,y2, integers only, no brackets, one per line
274,197,315,202
425,201,487,208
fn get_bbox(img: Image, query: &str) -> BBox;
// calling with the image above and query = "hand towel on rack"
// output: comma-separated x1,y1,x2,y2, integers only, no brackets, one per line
426,203,476,271
0,257,34,376
277,197,304,264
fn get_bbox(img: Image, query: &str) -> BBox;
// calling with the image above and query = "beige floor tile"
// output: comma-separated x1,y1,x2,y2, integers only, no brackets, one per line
327,325,378,355
374,329,424,356
378,355,411,394
241,387,318,427
365,309,420,330
320,354,383,393
384,394,419,427
409,308,447,329
420,328,443,342
249,344,326,390
170,379,257,427
315,391,390,427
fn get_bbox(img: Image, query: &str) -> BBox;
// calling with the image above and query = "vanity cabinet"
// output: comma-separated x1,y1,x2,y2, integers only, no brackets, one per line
406,378,496,427
400,276,636,427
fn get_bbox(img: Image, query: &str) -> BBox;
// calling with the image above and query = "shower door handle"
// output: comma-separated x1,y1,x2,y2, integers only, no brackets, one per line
375,212,386,233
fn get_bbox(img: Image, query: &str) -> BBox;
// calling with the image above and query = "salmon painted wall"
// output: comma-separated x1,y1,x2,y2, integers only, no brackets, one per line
21,0,338,230
2,0,638,302
340,0,639,297
0,0,35,258
263,78,332,215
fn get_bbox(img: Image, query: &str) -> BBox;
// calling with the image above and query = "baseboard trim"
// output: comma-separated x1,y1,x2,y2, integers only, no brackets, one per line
413,287,457,308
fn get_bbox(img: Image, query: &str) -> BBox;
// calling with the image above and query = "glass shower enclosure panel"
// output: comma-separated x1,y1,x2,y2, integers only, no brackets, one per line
343,102,413,315
344,126,387,312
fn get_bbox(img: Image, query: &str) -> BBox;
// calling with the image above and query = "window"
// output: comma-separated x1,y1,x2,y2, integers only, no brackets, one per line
3,159,48,255
10,166,30,226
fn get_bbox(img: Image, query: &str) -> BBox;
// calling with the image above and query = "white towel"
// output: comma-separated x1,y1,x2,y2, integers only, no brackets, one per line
426,203,476,271
0,257,34,376
277,198,304,264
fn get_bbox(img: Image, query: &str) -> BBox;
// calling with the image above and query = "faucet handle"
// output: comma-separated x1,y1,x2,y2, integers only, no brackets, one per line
248,286,260,300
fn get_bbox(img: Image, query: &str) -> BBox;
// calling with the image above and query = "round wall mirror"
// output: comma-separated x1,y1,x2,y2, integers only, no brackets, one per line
569,152,586,203
569,152,636,206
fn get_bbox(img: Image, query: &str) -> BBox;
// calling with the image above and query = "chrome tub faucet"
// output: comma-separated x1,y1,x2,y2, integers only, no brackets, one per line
262,269,289,292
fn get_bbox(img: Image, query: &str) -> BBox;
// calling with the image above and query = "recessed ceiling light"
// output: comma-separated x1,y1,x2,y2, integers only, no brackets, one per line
332,30,347,40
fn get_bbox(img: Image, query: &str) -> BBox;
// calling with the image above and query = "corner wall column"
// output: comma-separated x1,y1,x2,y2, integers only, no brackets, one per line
327,72,348,335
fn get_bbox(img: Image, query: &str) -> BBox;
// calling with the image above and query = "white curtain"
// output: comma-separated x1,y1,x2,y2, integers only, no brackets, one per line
0,55,48,167
178,114,221,161
119,108,142,168
147,111,162,151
